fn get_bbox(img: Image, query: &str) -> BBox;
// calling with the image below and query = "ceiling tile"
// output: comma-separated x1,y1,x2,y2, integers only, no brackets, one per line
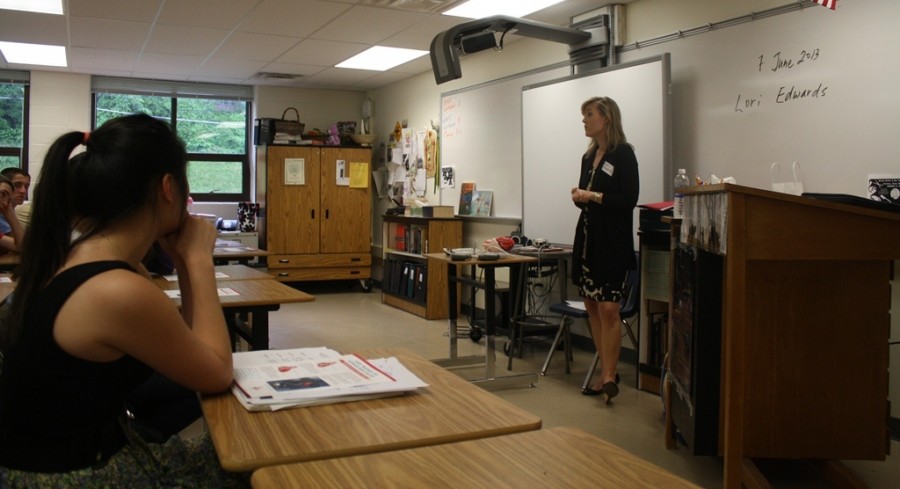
145,25,230,56
195,57,267,78
68,0,164,23
214,31,300,61
68,47,139,71
275,39,366,67
237,0,351,38
69,18,151,51
136,52,206,76
156,0,257,30
310,5,428,44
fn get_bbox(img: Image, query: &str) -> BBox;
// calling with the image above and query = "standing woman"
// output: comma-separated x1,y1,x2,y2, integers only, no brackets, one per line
0,114,247,487
570,97,639,404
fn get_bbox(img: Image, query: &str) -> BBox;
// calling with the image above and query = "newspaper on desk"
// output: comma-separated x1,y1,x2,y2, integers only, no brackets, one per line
230,347,429,412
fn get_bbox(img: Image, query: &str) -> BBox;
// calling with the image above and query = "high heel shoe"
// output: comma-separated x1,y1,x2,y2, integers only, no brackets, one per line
601,381,619,404
580,373,620,396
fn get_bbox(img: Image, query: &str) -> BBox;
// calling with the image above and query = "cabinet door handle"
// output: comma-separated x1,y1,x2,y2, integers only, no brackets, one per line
278,272,289,277
278,259,290,264
351,257,361,262
311,209,315,219
325,209,330,219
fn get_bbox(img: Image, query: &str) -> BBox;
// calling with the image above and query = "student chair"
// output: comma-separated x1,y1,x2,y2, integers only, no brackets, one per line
540,258,640,385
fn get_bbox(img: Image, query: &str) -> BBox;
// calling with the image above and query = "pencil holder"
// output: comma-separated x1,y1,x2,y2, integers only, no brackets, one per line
237,202,259,232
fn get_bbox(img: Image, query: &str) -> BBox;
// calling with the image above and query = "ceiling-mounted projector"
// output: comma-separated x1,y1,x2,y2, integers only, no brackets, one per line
429,15,597,85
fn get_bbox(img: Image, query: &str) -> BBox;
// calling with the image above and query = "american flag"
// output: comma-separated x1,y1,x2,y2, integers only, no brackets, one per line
815,0,836,9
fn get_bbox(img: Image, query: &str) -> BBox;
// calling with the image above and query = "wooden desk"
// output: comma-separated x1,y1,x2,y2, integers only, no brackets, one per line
251,426,700,489
158,279,314,350
200,348,542,472
151,264,272,288
213,245,272,266
425,253,539,389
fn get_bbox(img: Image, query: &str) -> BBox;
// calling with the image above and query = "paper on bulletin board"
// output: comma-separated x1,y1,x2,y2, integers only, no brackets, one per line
349,162,369,188
284,158,305,185
336,160,349,186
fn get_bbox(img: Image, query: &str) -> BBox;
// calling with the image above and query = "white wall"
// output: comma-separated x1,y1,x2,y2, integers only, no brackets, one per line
27,71,92,187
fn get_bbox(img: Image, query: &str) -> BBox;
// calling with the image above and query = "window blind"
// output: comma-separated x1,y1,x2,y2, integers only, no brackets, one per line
91,76,253,101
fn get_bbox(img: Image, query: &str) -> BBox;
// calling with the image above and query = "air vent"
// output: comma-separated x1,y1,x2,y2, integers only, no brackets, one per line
254,72,303,80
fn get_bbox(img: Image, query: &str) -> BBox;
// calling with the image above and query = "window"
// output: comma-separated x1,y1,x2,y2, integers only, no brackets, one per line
0,71,29,173
92,78,253,202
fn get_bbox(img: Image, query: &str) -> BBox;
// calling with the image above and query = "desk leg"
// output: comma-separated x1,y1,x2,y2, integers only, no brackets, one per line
448,262,459,360
484,266,496,379
433,262,483,370
250,309,271,350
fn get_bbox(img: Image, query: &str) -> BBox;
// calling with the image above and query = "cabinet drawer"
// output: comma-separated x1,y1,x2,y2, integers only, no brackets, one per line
268,253,372,269
270,267,371,282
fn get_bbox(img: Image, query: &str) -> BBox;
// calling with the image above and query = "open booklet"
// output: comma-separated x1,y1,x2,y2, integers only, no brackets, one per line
230,347,429,412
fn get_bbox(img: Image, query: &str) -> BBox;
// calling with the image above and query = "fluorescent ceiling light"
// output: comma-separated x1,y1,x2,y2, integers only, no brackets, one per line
336,46,428,71
442,0,564,19
0,0,63,15
0,41,67,67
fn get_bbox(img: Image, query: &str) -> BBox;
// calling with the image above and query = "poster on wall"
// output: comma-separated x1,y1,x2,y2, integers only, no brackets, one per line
867,174,900,206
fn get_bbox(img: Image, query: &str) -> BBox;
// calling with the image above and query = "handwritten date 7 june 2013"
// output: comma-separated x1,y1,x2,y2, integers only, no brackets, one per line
758,48,820,73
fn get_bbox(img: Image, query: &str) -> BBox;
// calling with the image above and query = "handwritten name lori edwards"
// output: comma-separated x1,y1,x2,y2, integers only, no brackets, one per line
734,82,829,112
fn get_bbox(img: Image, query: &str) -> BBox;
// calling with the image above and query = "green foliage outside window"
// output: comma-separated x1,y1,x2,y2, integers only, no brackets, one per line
94,93,249,200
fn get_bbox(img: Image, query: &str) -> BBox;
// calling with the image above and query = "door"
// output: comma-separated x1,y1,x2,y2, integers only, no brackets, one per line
319,147,371,254
266,146,320,254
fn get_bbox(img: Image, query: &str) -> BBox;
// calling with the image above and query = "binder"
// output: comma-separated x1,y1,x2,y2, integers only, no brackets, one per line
406,263,416,298
390,260,403,294
414,265,427,302
399,262,410,296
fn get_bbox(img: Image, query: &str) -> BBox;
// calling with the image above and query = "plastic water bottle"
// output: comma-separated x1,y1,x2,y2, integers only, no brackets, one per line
673,169,689,219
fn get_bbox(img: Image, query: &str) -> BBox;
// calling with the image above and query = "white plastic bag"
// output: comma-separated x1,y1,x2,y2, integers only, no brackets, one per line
771,161,804,195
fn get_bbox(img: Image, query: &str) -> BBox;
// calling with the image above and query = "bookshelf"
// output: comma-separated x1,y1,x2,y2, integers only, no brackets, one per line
381,215,462,319
638,229,672,395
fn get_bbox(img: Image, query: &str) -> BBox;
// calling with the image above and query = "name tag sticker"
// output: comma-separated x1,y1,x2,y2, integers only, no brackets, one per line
601,161,615,176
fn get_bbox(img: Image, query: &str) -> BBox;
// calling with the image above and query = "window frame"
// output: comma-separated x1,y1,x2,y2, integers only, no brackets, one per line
0,81,29,172
90,79,253,203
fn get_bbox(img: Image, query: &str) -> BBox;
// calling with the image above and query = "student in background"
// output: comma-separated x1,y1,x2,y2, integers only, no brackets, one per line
0,168,30,231
0,114,247,487
0,175,24,254
569,96,639,404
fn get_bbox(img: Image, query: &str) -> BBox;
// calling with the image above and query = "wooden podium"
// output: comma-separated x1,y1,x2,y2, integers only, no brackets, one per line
664,184,899,488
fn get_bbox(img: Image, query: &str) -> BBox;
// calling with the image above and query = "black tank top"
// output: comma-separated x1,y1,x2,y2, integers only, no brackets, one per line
0,261,153,472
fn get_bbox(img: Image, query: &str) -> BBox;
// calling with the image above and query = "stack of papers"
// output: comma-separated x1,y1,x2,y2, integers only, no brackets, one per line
230,347,429,411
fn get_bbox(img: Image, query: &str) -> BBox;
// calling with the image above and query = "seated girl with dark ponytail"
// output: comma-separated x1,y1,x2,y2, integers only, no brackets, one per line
0,114,248,487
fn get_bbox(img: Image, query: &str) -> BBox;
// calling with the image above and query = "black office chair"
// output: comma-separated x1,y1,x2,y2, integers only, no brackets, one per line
540,258,640,384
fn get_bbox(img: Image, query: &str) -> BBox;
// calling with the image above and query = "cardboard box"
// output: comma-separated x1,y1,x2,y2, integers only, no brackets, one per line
422,206,454,218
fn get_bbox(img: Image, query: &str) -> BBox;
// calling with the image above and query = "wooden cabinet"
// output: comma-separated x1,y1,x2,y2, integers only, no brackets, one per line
381,215,462,319
664,184,898,488
257,145,372,283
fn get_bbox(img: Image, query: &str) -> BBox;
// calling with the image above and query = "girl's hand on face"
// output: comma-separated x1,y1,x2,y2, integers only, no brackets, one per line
160,214,218,264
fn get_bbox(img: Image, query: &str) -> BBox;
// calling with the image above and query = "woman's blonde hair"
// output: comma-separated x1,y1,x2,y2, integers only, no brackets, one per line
581,96,628,156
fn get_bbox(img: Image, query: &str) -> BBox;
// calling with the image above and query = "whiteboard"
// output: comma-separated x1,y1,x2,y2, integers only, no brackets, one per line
615,0,900,197
522,55,671,246
439,63,571,218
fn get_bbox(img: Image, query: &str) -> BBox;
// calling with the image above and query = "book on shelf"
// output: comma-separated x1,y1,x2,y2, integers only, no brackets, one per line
470,190,493,217
458,182,476,215
230,347,428,412
423,205,454,218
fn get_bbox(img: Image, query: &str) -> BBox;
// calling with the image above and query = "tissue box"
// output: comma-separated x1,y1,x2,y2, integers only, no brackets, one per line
422,206,454,218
